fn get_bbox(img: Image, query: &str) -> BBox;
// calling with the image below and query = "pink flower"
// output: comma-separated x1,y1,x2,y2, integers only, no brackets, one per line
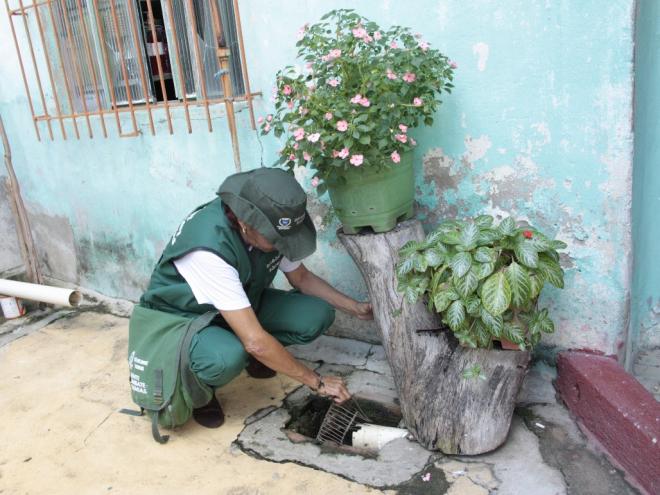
328,78,340,87
258,116,264,124
296,23,308,41
363,35,373,43
386,69,398,80
288,153,296,161
328,49,341,59
395,133,408,143
305,62,313,70
418,41,430,51
266,114,273,122
413,97,423,107
293,128,305,141
403,72,417,83
374,31,382,40
298,107,309,116
336,120,349,132
287,101,294,109
332,150,340,158
359,97,370,107
421,473,431,482
352,27,367,38
311,177,319,187
293,143,299,150
390,41,398,49
282,85,292,95
410,138,417,146
391,151,401,163
398,124,408,133
350,154,364,166
307,132,320,143
338,147,350,159
324,112,333,120
449,60,458,69
350,94,363,104
263,123,271,133
303,151,312,161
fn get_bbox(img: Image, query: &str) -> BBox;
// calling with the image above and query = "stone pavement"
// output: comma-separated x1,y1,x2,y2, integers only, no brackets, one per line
0,310,639,494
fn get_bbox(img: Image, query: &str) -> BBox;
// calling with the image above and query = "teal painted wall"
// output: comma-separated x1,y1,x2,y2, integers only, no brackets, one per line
0,0,635,356
631,0,660,356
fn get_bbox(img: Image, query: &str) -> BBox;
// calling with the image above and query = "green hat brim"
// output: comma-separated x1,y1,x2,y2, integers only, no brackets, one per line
219,191,316,262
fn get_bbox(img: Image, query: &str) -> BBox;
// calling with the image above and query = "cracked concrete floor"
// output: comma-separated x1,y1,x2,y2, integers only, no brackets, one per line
0,310,638,495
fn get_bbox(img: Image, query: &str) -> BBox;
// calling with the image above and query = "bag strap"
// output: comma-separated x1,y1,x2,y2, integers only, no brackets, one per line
179,311,217,407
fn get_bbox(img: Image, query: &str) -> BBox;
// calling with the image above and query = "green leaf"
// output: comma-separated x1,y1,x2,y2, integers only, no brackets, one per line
474,215,494,228
530,310,555,335
474,247,496,263
473,262,495,280
396,257,415,277
464,295,481,315
399,240,424,257
478,229,503,245
480,307,503,336
459,223,479,249
505,261,531,307
514,241,539,268
450,251,472,278
480,272,512,316
439,230,461,245
424,247,445,267
528,274,544,300
503,322,525,345
433,289,458,312
413,253,429,273
474,319,492,347
446,300,466,330
402,285,418,304
453,269,479,298
550,239,568,250
498,217,516,236
537,253,564,288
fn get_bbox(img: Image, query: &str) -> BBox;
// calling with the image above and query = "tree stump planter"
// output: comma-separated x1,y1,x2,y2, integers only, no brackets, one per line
339,220,531,455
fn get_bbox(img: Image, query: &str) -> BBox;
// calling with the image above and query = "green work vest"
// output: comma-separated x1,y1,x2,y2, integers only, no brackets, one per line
140,197,283,327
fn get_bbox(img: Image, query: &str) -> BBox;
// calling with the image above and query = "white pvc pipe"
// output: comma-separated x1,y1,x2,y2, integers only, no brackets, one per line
0,279,82,307
352,424,408,451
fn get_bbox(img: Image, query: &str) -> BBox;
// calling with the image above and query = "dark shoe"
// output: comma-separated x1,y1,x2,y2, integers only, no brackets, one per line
192,394,225,428
246,356,277,379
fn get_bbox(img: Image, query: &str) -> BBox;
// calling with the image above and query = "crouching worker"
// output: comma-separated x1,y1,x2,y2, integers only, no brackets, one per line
130,168,373,432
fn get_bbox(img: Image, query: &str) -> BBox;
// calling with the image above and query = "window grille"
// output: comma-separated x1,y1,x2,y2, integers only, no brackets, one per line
5,0,258,168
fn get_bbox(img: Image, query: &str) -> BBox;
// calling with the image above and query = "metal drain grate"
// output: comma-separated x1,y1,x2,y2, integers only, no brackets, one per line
316,399,371,445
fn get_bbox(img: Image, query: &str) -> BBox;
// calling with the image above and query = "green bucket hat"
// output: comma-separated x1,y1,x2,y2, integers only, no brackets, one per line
217,168,316,261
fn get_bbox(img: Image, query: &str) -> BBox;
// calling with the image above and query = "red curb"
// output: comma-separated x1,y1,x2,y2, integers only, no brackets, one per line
556,351,660,495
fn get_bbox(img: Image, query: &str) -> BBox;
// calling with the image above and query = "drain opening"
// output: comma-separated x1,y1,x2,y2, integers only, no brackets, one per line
284,395,403,450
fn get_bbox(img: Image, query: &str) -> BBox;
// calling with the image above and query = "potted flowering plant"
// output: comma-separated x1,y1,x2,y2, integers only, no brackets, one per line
396,215,567,350
260,9,455,234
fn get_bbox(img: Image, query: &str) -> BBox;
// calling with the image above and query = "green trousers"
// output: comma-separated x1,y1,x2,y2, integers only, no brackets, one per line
189,288,335,388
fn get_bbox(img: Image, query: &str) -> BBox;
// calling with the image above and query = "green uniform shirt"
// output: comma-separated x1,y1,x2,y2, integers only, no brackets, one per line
140,198,283,328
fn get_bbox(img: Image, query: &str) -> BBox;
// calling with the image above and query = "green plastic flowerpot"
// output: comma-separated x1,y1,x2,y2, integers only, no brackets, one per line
327,151,414,234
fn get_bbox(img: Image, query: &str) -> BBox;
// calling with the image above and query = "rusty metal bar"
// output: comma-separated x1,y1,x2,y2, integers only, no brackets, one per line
163,0,191,133
184,0,212,132
89,0,122,135
16,0,54,140
107,0,139,135
4,0,42,140
46,0,82,139
125,0,155,135
232,0,255,130
28,0,73,139
74,0,107,137
209,0,240,170
58,0,94,138
144,0,172,134
8,0,50,13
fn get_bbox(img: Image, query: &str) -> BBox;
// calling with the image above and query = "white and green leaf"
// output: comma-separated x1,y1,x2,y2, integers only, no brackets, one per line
505,261,531,306
514,240,539,268
480,272,512,316
450,251,472,278
446,300,466,330
453,269,479,298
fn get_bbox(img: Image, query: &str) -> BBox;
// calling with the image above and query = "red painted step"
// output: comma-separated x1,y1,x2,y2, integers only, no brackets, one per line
556,351,660,495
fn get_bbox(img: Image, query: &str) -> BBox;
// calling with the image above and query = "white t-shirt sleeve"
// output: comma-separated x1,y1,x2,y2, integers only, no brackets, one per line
279,256,302,273
173,250,251,311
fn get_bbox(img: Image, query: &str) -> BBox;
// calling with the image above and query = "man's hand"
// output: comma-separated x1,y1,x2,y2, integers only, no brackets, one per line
352,301,373,320
317,375,351,403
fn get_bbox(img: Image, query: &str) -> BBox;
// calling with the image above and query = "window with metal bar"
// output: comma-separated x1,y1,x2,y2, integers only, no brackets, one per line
5,0,258,160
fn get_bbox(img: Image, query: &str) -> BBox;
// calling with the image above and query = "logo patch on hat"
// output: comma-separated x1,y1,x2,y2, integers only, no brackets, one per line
277,217,292,230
